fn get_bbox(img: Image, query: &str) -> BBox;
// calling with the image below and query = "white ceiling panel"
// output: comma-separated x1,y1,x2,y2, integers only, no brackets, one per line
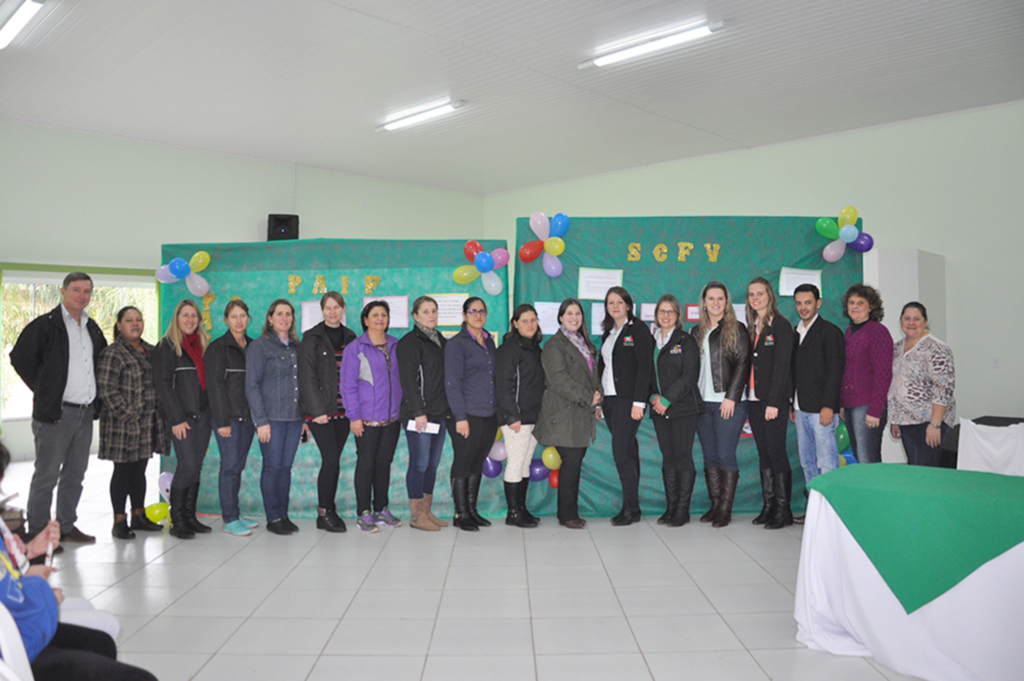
0,0,1020,194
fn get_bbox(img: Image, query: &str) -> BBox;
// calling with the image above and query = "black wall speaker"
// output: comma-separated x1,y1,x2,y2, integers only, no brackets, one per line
268,214,299,241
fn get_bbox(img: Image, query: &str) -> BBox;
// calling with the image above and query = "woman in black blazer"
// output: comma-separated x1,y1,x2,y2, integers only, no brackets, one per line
746,277,796,529
649,295,702,527
598,286,654,526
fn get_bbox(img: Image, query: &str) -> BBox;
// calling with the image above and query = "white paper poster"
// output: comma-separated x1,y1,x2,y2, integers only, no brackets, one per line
734,304,747,323
778,267,823,297
640,303,657,322
578,267,623,300
534,301,562,335
686,304,700,322
590,302,606,336
301,300,324,332
427,293,469,326
363,295,410,329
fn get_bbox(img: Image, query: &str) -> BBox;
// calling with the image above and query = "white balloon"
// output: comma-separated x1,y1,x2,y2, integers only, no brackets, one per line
186,272,210,296
481,270,503,296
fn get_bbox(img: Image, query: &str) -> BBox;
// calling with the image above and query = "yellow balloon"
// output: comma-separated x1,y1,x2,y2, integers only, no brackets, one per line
145,502,169,523
541,446,562,471
189,250,211,273
453,265,481,284
495,429,503,442
544,237,565,256
837,206,858,228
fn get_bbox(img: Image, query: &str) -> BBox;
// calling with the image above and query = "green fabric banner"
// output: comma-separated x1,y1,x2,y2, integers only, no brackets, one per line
809,464,1024,612
513,216,863,515
160,239,509,520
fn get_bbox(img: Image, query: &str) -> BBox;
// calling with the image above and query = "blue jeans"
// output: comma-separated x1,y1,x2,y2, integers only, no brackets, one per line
899,422,949,467
215,418,255,523
405,425,446,498
696,401,748,472
258,420,303,521
845,405,887,464
794,410,840,483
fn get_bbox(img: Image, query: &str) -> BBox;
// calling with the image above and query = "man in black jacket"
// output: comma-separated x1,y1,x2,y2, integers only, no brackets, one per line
9,272,107,543
790,284,845,489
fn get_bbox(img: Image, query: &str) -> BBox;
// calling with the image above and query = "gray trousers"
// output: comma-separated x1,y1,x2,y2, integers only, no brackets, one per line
29,404,94,536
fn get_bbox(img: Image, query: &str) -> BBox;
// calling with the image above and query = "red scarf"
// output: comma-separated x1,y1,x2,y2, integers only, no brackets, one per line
182,332,206,390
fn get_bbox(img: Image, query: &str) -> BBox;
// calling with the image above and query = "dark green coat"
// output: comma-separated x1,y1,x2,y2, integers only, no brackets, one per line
534,331,602,448
96,337,170,462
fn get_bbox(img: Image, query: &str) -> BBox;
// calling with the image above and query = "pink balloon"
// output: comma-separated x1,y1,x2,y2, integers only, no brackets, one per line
542,251,563,278
489,441,507,462
159,471,174,502
186,272,210,296
822,239,847,263
155,264,179,284
490,248,510,270
529,212,550,240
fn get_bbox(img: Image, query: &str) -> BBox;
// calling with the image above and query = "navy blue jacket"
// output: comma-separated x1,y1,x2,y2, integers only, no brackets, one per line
444,327,496,421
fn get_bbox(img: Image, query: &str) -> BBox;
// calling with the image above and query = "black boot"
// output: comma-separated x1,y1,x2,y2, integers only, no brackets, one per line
505,481,537,528
518,478,539,526
317,505,347,533
667,469,695,527
185,483,212,534
659,467,679,525
466,473,491,527
451,477,479,531
168,487,195,539
714,470,739,528
765,470,794,529
112,514,136,540
700,467,721,523
131,508,164,532
752,468,775,525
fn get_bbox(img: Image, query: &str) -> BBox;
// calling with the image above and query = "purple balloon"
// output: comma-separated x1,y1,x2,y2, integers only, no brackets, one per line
529,459,550,482
542,252,563,278
155,264,179,284
849,232,874,253
483,456,503,479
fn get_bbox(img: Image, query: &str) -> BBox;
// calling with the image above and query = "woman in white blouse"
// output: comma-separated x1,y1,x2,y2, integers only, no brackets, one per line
888,302,956,466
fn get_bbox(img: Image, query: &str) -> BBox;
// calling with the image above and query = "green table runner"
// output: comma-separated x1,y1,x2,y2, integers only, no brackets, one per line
808,464,1024,613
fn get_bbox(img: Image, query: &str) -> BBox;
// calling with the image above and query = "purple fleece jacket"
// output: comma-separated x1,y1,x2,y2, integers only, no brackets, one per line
339,332,402,423
840,321,893,418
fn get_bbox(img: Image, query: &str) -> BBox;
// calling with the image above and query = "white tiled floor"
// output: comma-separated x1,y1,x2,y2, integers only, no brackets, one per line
2,457,923,681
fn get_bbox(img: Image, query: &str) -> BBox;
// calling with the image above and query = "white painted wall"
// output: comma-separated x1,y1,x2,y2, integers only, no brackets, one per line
482,101,1024,422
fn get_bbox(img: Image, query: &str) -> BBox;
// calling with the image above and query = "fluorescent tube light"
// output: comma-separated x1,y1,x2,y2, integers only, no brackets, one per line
376,100,466,132
0,0,43,50
579,20,726,69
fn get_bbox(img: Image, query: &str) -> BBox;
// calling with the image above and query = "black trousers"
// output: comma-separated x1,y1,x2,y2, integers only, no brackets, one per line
652,413,698,474
308,418,351,508
32,623,157,681
109,459,148,514
556,446,587,522
353,422,400,514
447,414,497,478
169,411,212,488
603,396,643,514
747,401,791,473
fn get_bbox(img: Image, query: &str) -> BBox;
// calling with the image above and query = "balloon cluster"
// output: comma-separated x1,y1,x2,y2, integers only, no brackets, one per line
453,241,510,296
835,421,856,467
815,206,874,263
156,251,212,296
481,436,563,490
519,212,570,278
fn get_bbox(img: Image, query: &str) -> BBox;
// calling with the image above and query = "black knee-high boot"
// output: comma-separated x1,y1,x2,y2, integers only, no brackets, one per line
765,470,794,529
185,483,212,533
168,487,195,539
518,478,539,525
451,477,479,531
752,468,775,525
466,473,491,527
700,467,721,523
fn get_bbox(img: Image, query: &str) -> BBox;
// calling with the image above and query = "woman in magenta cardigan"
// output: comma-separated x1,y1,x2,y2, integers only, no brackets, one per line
839,284,893,464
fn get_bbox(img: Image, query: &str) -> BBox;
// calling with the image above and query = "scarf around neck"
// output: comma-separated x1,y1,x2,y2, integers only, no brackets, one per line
182,332,206,390
417,323,442,348
559,326,594,372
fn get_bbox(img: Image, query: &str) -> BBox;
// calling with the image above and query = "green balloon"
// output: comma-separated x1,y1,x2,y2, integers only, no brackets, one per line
835,422,850,452
816,217,839,240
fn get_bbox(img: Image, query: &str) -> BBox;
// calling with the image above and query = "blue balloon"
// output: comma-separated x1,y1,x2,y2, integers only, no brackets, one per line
168,257,191,279
482,456,503,479
474,251,495,273
549,212,570,238
839,225,859,243
529,459,550,482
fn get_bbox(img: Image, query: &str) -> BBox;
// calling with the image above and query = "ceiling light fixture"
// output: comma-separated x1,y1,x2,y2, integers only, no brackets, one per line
376,99,466,132
0,0,43,50
578,20,727,69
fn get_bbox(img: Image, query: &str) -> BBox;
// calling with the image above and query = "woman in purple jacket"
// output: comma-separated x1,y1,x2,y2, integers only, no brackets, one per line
340,300,403,533
839,284,893,464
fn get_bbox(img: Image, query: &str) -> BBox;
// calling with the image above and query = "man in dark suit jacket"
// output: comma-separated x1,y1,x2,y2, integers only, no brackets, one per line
790,284,845,487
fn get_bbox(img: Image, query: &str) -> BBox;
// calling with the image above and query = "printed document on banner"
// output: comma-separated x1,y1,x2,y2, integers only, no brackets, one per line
427,293,469,327
778,267,823,297
578,268,623,300
534,302,562,336
364,295,410,328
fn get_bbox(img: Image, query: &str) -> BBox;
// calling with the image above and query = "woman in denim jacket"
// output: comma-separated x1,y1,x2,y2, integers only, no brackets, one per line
245,299,304,535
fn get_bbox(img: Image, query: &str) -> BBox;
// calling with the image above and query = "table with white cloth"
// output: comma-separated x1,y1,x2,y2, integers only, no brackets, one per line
794,464,1024,681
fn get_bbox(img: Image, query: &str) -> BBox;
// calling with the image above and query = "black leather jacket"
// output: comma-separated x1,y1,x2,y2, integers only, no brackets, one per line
298,322,356,419
691,322,750,403
152,338,209,425
205,332,252,427
495,333,545,426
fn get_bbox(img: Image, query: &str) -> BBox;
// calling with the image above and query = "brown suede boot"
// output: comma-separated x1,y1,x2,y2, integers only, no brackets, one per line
410,498,440,531
423,493,448,527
